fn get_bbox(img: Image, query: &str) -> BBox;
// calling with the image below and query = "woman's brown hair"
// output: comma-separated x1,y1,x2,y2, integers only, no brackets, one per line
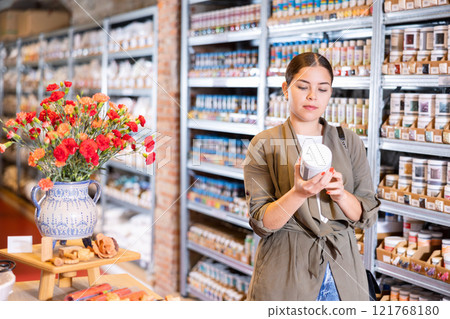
285,52,334,85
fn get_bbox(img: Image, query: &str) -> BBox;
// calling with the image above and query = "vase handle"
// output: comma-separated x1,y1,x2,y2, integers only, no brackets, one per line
31,185,42,219
89,180,102,204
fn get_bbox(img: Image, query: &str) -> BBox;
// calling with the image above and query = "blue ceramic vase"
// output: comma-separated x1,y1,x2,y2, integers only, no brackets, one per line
31,180,101,240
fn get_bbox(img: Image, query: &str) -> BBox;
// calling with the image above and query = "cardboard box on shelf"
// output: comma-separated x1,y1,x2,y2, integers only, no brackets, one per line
18,10,70,38
410,248,435,276
436,264,450,283
0,10,19,41
376,239,407,265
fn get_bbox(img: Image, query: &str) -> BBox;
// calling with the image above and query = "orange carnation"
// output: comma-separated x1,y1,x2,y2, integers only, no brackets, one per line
64,104,75,115
33,148,45,161
91,119,103,128
55,160,66,168
28,154,36,167
47,131,58,140
57,123,71,137
79,133,88,141
79,97,93,105
109,101,118,110
93,93,109,103
38,178,54,191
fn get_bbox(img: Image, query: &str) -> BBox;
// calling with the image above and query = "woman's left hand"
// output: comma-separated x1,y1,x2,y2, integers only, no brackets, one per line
325,170,347,203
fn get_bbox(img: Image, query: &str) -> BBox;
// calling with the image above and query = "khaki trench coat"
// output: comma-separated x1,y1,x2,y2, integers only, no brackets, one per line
243,117,380,301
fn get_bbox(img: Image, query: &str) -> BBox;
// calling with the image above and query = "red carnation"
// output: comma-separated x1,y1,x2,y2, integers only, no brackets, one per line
25,111,36,124
62,138,79,155
138,115,146,127
88,153,99,166
113,138,124,150
112,130,122,138
28,127,41,140
146,152,156,165
64,81,72,88
53,144,70,162
65,100,75,106
144,136,155,153
96,134,110,151
107,110,120,121
79,139,98,159
46,83,59,91
89,109,97,117
49,91,65,102
40,98,50,106
126,121,138,132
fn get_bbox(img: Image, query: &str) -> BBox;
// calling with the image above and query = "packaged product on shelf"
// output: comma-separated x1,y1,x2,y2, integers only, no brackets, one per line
190,4,260,37
109,20,154,52
73,29,103,57
73,59,102,90
45,37,70,61
43,65,69,87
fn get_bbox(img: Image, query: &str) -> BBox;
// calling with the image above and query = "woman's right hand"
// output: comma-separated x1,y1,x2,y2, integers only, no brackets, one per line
293,157,334,198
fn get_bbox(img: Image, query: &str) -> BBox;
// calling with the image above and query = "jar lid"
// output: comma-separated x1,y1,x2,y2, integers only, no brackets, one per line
432,231,443,238
422,27,435,31
418,232,432,239
433,25,448,31
397,247,407,254
409,231,418,236
417,50,431,55
404,28,420,32
418,93,435,98
442,238,450,244
385,236,406,246
386,174,399,180
436,94,450,98
427,159,447,165
391,286,401,291
0,260,15,273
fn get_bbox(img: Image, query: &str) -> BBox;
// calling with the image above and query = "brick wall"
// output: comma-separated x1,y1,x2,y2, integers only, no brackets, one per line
153,0,181,297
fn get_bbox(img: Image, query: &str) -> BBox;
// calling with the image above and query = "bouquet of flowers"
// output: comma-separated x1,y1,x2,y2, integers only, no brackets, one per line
0,81,155,191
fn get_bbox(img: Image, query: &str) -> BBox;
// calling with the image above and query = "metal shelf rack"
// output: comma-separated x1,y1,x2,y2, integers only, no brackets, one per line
180,0,385,300
0,6,159,276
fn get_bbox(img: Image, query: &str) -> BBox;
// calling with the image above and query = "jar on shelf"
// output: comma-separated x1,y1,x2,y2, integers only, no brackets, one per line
402,114,417,127
427,159,447,185
435,116,449,129
444,253,450,270
402,49,417,62
417,116,433,128
433,25,448,50
399,156,413,178
412,158,428,181
399,289,410,301
385,174,399,187
431,49,447,61
390,286,401,300
404,28,420,50
435,94,450,116
418,232,432,247
442,238,450,255
431,231,443,246
384,236,406,251
417,50,431,61
390,93,405,114
398,177,412,190
426,183,444,197
418,93,436,117
419,27,434,51
408,231,418,246
389,51,402,63
391,29,404,52
404,93,419,115
411,181,426,194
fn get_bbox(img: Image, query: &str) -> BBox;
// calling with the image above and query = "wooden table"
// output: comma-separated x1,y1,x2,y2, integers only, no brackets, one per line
9,274,163,301
0,239,141,300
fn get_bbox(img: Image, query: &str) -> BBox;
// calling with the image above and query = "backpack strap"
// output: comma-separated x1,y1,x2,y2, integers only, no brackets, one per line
336,126,347,150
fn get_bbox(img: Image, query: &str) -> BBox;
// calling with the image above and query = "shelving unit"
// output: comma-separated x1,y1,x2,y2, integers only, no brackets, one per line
372,2,450,298
0,6,158,276
180,0,380,299
181,0,450,300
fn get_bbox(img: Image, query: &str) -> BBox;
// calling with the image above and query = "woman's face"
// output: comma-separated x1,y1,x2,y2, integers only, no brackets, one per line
283,66,332,123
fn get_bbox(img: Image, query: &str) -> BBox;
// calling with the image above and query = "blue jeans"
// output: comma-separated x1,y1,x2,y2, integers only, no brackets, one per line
316,263,340,301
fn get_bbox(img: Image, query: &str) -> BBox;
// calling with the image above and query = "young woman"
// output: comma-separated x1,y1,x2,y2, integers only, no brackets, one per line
243,52,380,301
